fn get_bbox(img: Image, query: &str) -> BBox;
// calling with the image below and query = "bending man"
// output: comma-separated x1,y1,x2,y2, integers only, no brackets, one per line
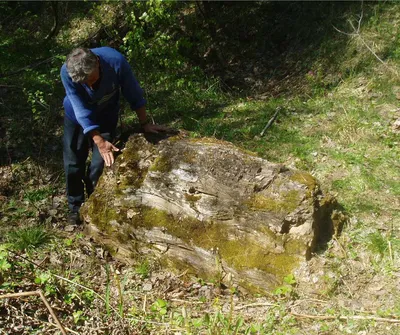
61,47,164,224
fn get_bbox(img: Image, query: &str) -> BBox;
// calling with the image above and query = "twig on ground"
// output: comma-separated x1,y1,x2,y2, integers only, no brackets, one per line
170,298,205,305
0,290,68,335
340,278,354,299
143,294,147,314
260,107,281,137
176,269,189,278
234,302,278,311
388,240,394,265
333,235,348,259
37,255,48,267
291,311,400,323
289,298,329,308
37,290,68,335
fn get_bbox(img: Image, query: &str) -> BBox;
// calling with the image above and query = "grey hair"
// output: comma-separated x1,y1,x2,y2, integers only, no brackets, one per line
66,48,98,83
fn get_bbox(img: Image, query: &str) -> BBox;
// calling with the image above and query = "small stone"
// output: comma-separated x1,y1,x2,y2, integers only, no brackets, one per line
171,291,184,298
368,284,384,293
127,209,138,219
199,286,213,300
48,209,58,216
64,225,76,232
50,254,63,266
392,118,400,133
109,220,120,227
142,283,152,291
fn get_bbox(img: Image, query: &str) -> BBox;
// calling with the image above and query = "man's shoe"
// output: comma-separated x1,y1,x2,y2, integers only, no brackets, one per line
67,211,81,225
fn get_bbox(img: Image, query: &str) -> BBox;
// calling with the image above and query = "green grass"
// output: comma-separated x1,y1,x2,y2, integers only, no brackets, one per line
24,187,54,203
135,260,151,278
7,226,51,251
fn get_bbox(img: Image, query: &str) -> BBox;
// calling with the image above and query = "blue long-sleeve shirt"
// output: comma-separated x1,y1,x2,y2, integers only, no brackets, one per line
61,47,146,134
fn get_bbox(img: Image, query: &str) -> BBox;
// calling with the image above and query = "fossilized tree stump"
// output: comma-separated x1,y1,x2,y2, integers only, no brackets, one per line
81,133,338,292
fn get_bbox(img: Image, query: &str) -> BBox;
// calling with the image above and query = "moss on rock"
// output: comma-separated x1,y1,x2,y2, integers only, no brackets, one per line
149,154,172,173
247,190,300,213
289,172,318,196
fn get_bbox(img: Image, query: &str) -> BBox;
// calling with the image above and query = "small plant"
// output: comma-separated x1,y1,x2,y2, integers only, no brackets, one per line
367,232,388,256
7,226,51,251
135,260,150,278
81,290,95,305
72,310,86,324
0,246,11,273
273,274,297,298
64,292,79,305
64,237,73,247
24,187,53,203
151,298,168,318
64,232,84,247
35,270,57,296
34,271,51,285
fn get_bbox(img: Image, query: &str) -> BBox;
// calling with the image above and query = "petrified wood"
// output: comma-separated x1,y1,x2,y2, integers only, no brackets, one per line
82,133,338,292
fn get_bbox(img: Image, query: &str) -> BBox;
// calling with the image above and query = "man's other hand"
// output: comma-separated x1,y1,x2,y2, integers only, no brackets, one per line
142,123,168,133
96,139,120,166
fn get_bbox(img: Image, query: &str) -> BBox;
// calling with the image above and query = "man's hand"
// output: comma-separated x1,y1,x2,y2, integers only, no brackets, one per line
95,138,120,167
142,123,168,133
136,106,168,134
90,130,120,166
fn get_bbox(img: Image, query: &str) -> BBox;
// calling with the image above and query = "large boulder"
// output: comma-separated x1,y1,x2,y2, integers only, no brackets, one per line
81,133,338,292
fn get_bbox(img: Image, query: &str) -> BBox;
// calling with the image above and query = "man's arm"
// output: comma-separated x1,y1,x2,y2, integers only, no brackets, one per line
135,105,167,133
116,53,166,133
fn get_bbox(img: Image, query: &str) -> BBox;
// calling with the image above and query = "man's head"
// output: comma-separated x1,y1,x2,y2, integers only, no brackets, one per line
66,48,99,85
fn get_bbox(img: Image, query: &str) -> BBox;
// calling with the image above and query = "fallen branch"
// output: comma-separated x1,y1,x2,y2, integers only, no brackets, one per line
0,290,68,335
234,302,278,311
260,107,281,136
291,311,400,323
170,298,205,305
289,298,329,308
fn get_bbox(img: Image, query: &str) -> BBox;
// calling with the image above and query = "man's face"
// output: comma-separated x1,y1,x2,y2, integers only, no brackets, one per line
85,60,100,87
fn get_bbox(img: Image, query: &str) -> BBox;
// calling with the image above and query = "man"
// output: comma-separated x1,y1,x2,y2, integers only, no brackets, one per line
61,47,164,224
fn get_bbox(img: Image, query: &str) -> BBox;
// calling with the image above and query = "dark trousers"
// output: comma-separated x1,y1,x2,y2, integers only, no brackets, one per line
63,116,114,213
